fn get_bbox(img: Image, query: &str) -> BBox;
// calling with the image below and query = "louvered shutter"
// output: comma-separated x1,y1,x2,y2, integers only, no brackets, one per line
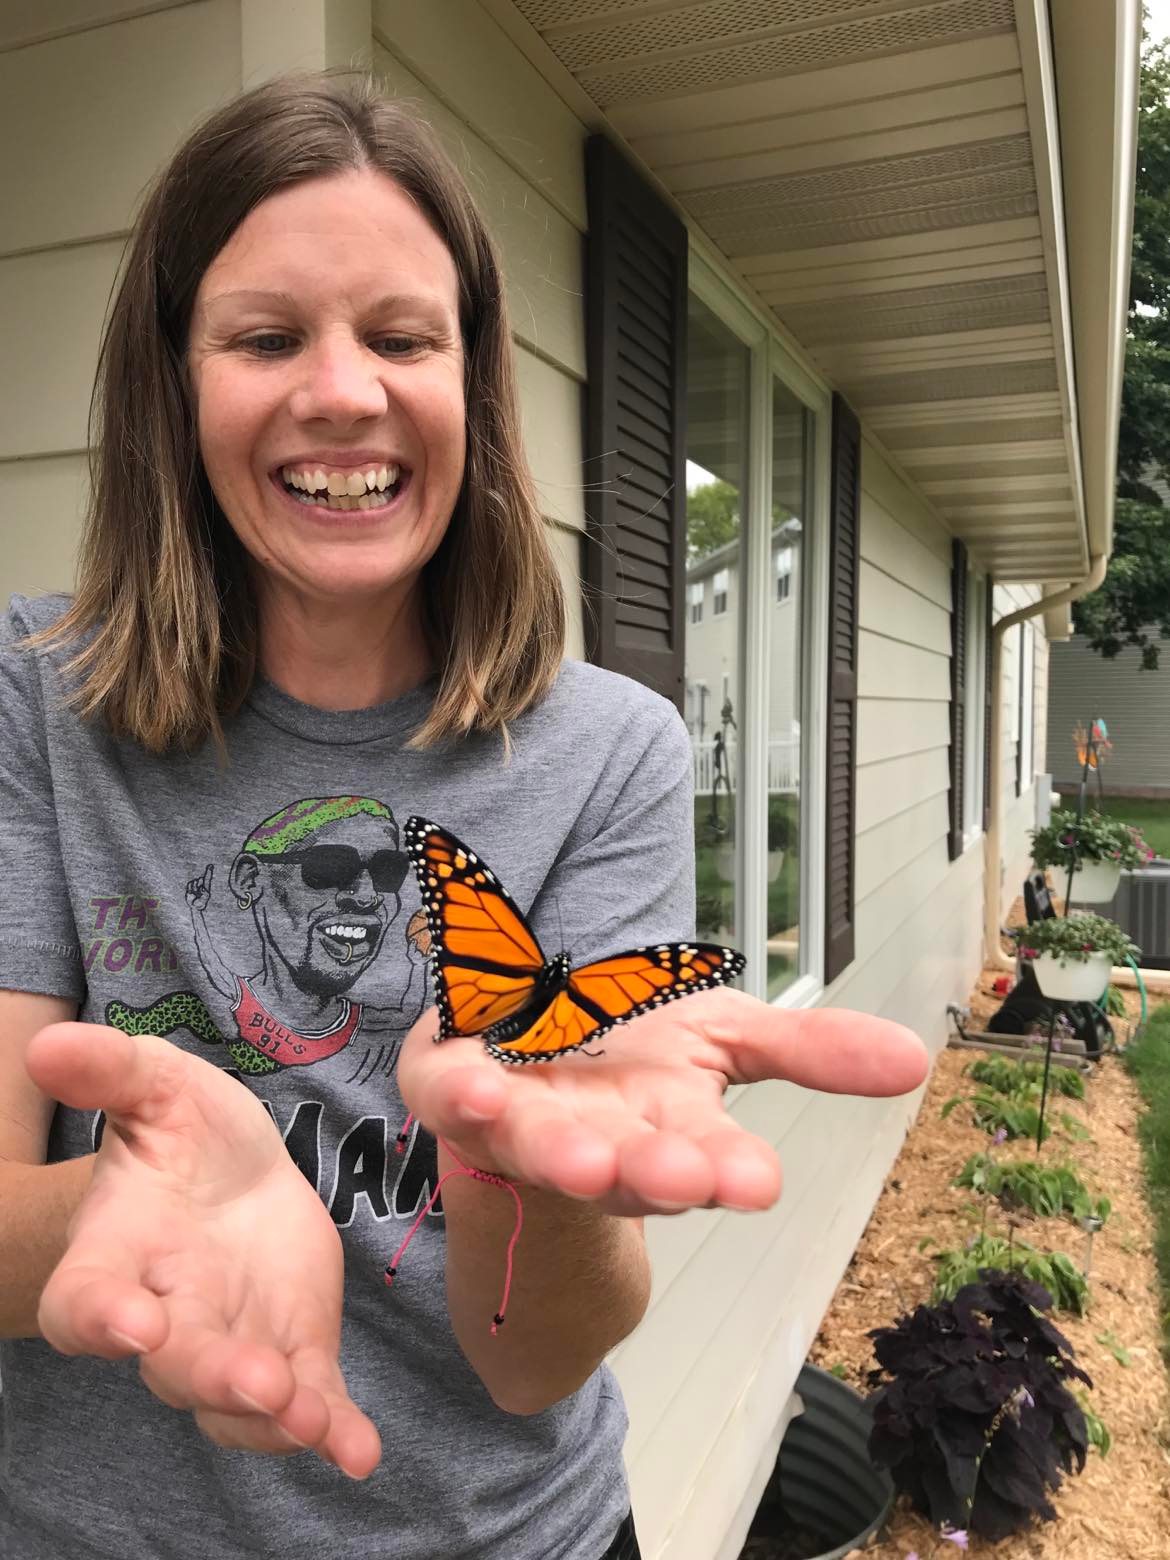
583,134,688,708
824,393,860,985
948,541,968,860
982,580,995,830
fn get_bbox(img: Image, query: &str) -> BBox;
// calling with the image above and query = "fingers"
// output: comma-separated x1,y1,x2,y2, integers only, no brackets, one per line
686,989,929,1097
25,1022,186,1124
38,1240,170,1360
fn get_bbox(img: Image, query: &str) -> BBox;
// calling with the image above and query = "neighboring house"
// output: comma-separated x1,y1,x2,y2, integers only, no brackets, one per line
0,3,1136,1559
1048,634,1170,796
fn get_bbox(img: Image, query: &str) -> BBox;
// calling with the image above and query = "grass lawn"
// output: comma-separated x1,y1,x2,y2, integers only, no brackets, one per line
1057,792,1170,859
693,794,800,996
1123,1004,1170,1358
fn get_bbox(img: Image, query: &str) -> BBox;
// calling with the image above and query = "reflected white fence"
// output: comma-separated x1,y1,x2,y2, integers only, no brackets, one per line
692,735,799,795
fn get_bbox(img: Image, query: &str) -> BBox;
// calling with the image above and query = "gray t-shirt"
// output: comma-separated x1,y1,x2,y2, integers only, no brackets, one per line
0,593,695,1560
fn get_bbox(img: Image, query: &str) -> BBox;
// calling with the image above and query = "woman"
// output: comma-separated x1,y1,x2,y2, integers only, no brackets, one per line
0,74,927,1560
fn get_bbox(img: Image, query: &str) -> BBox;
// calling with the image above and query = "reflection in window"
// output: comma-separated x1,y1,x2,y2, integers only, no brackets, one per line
688,581,704,624
767,379,812,997
686,295,747,948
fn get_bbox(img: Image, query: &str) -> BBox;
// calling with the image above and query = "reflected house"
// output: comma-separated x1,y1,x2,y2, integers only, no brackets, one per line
2,3,1139,1558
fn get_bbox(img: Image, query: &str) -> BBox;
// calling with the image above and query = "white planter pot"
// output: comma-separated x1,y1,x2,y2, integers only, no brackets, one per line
1067,857,1122,904
1030,950,1112,1002
767,849,785,884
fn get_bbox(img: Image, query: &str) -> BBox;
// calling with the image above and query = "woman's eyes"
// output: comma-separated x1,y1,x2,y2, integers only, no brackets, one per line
241,334,427,357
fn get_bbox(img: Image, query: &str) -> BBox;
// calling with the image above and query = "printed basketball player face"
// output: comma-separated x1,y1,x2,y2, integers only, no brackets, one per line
231,811,409,997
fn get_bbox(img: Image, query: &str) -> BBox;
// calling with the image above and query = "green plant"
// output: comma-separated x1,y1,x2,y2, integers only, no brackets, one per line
1104,984,1128,1017
1074,1390,1112,1456
966,1056,1085,1100
1011,911,1139,967
867,1271,1091,1539
954,1155,1110,1224
1125,1004,1170,1361
932,1234,1090,1315
1030,808,1154,870
1095,1330,1132,1366
943,1088,1048,1142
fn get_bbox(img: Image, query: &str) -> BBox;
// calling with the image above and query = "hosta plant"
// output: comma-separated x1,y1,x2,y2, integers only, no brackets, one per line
1030,809,1154,870
932,1234,1089,1315
965,1056,1085,1100
867,1271,1091,1541
954,1154,1110,1225
1011,911,1139,967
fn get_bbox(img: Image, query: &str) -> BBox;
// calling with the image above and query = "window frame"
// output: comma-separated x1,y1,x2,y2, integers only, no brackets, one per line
962,572,988,849
688,251,830,1009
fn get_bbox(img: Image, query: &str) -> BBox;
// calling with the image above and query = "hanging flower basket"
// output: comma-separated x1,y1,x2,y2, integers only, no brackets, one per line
1030,951,1113,1001
1066,857,1122,904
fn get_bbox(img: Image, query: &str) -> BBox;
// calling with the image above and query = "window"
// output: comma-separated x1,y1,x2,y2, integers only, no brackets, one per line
963,573,988,843
686,294,747,947
1018,622,1035,794
688,581,703,624
766,382,811,996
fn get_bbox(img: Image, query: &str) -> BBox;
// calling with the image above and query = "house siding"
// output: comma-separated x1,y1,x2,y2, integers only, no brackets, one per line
0,7,1055,1560
1048,635,1170,795
0,0,244,596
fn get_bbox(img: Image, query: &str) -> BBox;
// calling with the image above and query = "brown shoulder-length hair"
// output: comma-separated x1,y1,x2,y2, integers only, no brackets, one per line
35,71,565,753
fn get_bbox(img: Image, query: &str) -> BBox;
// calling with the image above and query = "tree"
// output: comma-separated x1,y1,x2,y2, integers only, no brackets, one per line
686,479,739,561
1075,32,1170,666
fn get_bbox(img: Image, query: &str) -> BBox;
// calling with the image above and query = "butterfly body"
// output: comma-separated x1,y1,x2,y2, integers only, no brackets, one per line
405,816,745,1065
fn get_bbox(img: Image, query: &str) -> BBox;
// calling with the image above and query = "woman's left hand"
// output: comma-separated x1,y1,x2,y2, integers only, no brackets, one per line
396,991,928,1217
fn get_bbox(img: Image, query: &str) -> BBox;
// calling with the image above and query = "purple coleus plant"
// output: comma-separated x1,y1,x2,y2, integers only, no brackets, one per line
866,1270,1090,1541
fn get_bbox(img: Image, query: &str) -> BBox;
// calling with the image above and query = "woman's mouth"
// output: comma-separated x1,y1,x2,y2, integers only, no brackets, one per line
272,462,410,513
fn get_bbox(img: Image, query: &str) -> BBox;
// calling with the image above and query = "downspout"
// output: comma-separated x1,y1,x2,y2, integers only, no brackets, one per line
983,554,1108,970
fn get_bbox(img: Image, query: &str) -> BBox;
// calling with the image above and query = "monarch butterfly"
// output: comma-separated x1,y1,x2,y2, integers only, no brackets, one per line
404,816,745,1065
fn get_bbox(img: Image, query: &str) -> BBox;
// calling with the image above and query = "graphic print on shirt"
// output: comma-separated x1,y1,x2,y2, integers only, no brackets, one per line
105,796,430,1082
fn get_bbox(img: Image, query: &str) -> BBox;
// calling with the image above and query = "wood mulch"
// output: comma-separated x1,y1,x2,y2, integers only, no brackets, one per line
806,972,1170,1560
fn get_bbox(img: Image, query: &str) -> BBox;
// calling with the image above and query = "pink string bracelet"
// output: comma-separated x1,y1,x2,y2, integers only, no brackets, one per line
385,1124,524,1335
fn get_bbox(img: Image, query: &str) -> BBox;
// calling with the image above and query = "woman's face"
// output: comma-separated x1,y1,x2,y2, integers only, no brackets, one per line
187,167,466,614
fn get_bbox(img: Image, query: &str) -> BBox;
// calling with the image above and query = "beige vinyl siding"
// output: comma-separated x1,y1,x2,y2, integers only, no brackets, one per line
1048,635,1170,794
367,0,591,650
0,0,243,598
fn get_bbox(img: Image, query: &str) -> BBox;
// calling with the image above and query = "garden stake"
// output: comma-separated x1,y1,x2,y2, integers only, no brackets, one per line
1035,1006,1057,1154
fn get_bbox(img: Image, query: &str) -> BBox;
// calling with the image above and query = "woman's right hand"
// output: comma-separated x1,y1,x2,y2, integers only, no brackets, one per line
24,1022,382,1479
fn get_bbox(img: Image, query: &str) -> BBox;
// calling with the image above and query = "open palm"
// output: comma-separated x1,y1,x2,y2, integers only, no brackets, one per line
26,1024,382,1478
397,988,928,1216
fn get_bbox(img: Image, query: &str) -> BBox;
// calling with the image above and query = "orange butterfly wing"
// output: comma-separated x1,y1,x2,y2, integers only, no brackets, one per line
405,817,547,1038
485,943,746,1065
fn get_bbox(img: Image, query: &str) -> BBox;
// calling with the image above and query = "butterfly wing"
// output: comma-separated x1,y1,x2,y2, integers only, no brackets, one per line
405,817,547,1039
485,942,745,1065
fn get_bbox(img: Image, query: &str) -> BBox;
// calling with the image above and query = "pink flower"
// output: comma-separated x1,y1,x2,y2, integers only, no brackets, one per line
941,1527,970,1551
993,1127,1008,1145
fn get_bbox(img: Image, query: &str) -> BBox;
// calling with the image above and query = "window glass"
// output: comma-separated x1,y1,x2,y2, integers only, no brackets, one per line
767,379,811,996
685,295,748,947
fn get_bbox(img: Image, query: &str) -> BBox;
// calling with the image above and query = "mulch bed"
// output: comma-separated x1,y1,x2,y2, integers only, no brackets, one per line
804,992,1170,1559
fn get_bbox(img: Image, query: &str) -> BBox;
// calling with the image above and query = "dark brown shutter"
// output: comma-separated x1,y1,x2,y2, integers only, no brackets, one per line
982,579,994,830
948,540,968,860
582,135,688,708
824,393,860,984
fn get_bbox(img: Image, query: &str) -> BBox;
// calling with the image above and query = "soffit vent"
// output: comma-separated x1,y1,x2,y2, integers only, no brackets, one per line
782,273,1049,345
514,0,1016,106
840,360,1059,406
546,0,907,71
685,135,1033,216
515,0,894,33
880,416,1067,448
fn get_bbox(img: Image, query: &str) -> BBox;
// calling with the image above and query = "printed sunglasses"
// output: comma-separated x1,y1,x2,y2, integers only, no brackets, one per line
262,845,410,894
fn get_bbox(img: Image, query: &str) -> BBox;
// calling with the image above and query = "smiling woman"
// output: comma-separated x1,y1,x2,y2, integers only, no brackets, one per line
0,70,926,1560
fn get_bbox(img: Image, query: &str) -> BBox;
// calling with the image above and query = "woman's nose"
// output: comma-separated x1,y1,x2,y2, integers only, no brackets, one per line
290,336,389,425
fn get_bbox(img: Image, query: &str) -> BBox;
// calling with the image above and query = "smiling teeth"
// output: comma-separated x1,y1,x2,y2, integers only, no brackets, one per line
283,464,398,493
324,923,369,940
